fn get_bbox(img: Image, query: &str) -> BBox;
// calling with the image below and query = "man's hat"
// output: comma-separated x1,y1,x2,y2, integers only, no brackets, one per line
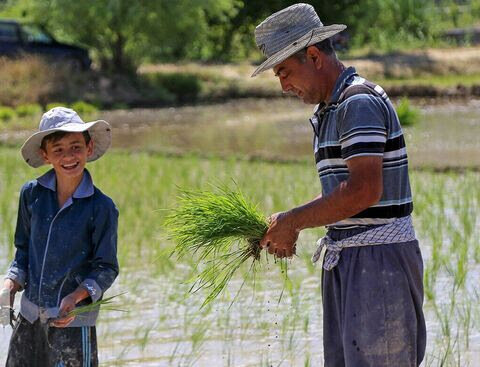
21,107,112,168
252,3,346,77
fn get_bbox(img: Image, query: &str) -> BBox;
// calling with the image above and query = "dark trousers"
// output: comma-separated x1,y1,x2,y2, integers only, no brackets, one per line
322,234,426,367
6,315,98,367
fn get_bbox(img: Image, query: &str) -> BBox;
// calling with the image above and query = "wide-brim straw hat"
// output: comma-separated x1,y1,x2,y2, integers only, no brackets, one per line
21,107,111,168
252,3,346,77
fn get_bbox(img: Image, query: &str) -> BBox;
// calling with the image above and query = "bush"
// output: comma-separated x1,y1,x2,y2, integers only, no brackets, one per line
46,102,67,111
0,57,57,107
0,106,16,122
70,101,99,115
396,97,420,127
16,103,43,117
146,73,202,103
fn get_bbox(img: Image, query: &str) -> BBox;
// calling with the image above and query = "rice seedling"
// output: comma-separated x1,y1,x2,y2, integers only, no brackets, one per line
66,293,127,319
164,184,271,307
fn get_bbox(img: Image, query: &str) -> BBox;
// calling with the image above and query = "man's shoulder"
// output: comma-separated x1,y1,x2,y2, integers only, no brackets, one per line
341,75,387,102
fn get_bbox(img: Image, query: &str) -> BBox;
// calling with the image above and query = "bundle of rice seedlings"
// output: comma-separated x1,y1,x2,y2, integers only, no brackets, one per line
67,293,127,318
164,184,270,307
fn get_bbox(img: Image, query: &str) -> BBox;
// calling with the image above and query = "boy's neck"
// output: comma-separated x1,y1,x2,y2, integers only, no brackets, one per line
55,169,85,208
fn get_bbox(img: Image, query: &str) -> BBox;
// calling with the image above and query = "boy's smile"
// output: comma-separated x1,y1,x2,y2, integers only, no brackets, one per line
40,132,94,180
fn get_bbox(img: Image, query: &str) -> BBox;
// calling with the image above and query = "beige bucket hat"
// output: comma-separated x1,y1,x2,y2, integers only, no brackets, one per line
252,3,346,77
21,107,111,168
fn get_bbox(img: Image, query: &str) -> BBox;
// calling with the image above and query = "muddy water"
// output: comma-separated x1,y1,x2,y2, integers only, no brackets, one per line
102,98,480,168
1,98,479,168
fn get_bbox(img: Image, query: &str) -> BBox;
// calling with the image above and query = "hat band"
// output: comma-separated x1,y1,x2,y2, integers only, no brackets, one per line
262,25,319,57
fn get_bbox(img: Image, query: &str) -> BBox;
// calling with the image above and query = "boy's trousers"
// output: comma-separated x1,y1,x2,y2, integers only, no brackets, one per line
322,227,427,367
6,315,98,367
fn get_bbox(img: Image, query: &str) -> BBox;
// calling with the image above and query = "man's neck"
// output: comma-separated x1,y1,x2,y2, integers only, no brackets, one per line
323,60,346,103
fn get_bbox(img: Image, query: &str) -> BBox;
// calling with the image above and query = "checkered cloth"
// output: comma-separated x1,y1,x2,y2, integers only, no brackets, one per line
312,216,416,271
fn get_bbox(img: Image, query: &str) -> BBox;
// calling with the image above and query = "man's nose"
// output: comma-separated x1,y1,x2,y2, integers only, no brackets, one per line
279,77,291,92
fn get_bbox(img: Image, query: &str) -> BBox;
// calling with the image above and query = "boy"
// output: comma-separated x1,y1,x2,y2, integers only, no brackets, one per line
2,107,119,366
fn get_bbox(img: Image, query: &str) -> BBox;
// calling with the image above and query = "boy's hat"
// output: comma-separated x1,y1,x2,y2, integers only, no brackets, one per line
21,107,112,168
252,3,346,77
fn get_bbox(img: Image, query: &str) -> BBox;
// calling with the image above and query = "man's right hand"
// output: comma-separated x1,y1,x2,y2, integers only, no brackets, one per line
260,211,299,258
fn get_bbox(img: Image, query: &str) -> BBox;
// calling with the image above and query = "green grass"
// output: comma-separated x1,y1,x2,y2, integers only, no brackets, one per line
395,97,420,126
379,72,480,87
0,145,479,365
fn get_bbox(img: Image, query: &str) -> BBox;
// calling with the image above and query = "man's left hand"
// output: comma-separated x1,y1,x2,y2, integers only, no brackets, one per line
260,211,299,258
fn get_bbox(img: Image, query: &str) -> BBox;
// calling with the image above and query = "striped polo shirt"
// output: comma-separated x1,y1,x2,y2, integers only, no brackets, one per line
310,67,413,228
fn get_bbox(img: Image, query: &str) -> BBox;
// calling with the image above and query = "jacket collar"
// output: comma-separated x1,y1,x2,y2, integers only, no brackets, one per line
37,169,94,198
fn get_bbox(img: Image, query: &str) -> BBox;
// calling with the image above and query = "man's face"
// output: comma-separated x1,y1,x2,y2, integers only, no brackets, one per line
273,52,325,104
40,132,93,180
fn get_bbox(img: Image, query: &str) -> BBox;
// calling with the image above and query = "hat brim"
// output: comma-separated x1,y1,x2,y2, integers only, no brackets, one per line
251,24,347,77
21,120,112,168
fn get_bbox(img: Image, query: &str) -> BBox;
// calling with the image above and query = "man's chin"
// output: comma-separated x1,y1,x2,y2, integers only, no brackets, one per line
301,96,317,104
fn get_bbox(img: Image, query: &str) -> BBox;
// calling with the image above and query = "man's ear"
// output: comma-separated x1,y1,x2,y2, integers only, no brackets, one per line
306,45,323,70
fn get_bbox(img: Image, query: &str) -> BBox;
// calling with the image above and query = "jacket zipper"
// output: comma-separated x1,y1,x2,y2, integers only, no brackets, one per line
37,202,71,305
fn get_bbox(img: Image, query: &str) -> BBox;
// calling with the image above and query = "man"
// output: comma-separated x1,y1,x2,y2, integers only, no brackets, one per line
253,3,426,366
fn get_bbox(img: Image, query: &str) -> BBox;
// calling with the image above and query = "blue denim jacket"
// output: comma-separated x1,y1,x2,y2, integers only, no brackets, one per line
6,169,119,326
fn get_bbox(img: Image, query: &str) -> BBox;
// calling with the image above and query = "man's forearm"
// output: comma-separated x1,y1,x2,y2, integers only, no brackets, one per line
290,178,381,231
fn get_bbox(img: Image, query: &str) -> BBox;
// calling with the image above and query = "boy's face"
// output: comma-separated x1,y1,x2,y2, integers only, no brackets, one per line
40,132,94,180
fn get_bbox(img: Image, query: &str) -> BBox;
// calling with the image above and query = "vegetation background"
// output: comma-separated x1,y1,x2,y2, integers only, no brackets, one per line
1,0,480,109
2,0,480,73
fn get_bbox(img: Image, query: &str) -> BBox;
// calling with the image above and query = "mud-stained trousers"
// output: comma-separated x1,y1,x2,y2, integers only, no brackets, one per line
6,315,98,367
322,228,426,367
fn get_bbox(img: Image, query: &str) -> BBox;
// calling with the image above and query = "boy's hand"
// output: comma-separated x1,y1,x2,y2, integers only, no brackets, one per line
51,286,90,328
52,294,77,327
3,279,20,307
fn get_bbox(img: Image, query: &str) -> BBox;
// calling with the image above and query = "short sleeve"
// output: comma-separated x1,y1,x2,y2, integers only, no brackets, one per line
337,94,388,161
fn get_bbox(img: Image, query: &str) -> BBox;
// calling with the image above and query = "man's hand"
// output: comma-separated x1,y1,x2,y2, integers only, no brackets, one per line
260,211,299,258
51,286,90,328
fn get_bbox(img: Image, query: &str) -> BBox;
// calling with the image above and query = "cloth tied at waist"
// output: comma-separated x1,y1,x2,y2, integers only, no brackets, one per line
312,216,416,271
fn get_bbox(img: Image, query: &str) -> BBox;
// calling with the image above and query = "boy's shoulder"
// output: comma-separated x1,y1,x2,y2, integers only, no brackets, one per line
92,185,118,212
19,178,44,198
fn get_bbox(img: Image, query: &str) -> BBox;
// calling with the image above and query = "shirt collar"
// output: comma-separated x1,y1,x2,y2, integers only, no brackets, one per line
329,66,357,104
37,169,94,198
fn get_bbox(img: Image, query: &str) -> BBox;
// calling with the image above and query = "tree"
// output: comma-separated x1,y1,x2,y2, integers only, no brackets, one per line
2,0,236,73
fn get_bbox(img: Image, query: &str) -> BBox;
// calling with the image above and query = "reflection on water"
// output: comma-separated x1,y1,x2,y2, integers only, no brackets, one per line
2,98,479,168
107,99,314,162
